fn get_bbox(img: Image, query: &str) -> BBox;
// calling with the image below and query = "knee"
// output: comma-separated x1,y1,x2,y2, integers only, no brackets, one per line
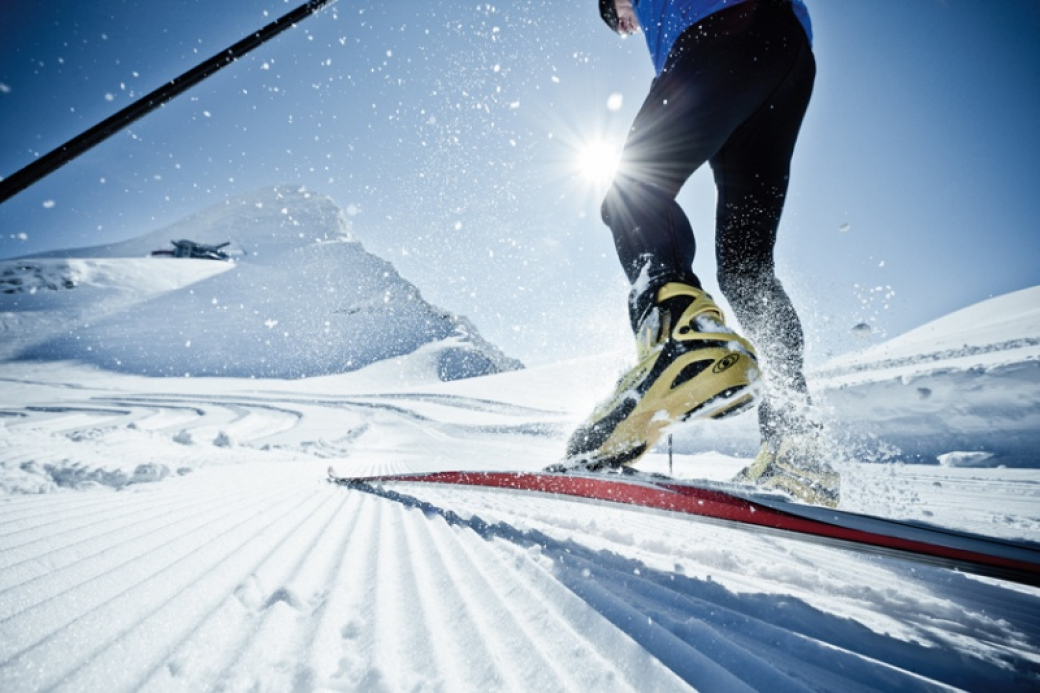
601,177,671,228
600,177,639,226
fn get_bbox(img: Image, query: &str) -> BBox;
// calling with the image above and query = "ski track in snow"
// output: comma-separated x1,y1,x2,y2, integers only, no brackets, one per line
1,364,1039,691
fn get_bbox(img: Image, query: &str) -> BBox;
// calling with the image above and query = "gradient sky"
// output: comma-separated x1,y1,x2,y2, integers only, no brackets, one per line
2,0,1039,367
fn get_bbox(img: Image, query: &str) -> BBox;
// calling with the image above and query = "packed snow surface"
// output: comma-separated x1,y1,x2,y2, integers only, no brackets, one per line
1,192,1039,691
2,355,1039,692
2,335,1040,690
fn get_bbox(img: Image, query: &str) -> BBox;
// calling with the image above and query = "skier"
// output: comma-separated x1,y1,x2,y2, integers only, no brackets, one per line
562,0,838,506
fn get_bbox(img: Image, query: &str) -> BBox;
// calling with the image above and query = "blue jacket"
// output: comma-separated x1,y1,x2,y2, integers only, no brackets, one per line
633,0,813,74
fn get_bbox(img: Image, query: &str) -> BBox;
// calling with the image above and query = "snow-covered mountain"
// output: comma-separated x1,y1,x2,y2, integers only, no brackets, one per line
0,186,522,380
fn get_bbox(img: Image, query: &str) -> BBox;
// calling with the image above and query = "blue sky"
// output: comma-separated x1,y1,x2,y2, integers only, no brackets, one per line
2,0,1039,366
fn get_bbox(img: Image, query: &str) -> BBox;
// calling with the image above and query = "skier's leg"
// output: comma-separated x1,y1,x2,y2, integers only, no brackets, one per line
575,103,765,469
571,6,781,469
707,19,838,505
603,0,814,328
711,30,816,442
564,1,817,470
600,69,705,327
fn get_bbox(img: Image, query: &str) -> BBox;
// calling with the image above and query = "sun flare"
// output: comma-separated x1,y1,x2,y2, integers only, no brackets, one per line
574,138,622,187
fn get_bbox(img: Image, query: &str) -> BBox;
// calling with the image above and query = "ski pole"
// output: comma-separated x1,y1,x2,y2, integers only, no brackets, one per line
0,0,338,205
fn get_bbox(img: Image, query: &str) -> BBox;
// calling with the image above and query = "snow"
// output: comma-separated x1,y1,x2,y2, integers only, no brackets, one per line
1,192,1039,691
938,451,998,469
811,286,1040,467
2,186,521,380
824,286,1040,367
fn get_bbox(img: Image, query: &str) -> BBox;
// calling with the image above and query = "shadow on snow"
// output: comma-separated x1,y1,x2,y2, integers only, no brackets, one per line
356,483,1040,693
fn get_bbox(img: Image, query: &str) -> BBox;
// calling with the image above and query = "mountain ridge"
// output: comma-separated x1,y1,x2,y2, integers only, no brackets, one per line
0,186,522,380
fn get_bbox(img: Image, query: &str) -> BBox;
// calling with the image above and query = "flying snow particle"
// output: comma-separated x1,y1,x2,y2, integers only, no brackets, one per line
0,83,11,94
606,93,624,111
42,200,56,209
104,93,115,102
346,204,360,216
839,222,851,233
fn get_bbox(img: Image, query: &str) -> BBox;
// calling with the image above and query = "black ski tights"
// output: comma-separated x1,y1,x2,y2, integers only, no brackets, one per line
600,0,816,440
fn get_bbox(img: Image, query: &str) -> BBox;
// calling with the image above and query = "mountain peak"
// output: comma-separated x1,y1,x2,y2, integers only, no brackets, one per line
24,185,354,262
1,187,521,381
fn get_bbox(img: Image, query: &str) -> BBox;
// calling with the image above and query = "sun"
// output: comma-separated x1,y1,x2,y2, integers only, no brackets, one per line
574,137,622,188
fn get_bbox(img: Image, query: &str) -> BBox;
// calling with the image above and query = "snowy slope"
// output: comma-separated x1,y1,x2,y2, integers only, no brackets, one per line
823,286,1040,367
1,186,521,380
813,287,1040,466
1,355,1039,691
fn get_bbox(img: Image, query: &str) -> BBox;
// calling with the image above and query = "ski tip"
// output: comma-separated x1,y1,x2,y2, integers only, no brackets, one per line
327,466,363,486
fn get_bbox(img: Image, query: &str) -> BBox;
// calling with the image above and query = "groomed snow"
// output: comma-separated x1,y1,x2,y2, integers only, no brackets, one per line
1,346,1038,690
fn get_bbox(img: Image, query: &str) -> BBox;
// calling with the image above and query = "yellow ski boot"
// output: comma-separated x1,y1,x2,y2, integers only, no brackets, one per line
735,429,841,507
561,282,761,470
